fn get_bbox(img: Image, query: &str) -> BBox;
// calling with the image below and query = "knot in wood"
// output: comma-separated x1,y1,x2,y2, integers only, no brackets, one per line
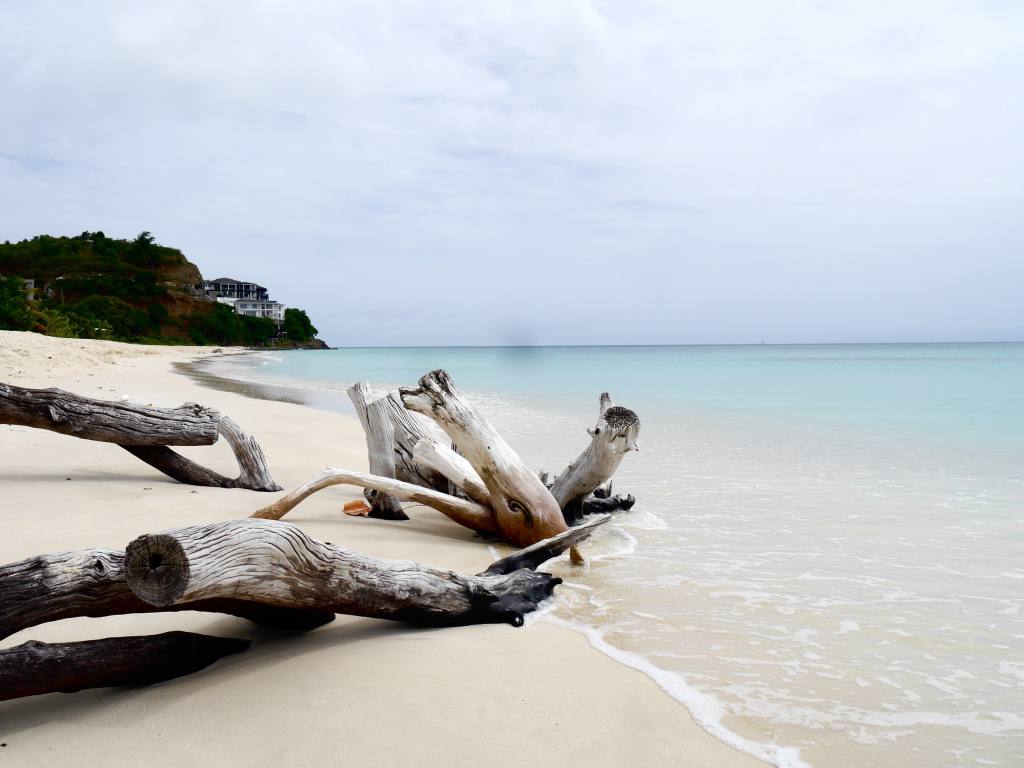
125,533,190,607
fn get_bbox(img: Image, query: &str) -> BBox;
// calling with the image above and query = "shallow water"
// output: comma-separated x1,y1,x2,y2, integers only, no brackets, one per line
193,343,1024,767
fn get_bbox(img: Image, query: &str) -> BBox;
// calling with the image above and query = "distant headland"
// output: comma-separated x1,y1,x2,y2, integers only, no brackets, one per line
0,231,328,348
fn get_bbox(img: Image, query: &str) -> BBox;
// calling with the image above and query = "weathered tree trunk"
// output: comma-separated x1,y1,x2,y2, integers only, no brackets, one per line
251,467,497,533
0,383,280,491
346,382,407,520
400,370,568,548
125,519,583,627
0,632,250,701
376,392,450,491
413,437,491,507
0,548,334,642
549,393,640,525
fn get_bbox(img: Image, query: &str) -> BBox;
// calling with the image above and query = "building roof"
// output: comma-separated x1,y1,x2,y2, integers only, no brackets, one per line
209,277,267,289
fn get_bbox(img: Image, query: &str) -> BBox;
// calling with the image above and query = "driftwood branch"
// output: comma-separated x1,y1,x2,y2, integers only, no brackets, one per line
250,467,496,533
485,514,611,575
346,382,407,520
400,370,568,547
550,393,640,525
0,383,280,491
0,632,249,701
124,519,570,627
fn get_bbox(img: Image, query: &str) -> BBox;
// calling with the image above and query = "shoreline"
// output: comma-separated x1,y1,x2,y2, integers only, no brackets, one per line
0,331,767,768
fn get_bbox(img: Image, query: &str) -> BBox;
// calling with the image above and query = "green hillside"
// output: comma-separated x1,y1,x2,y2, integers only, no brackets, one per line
0,231,322,347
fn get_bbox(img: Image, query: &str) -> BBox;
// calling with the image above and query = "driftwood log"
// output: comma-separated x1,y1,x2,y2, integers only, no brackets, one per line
347,382,407,520
2,517,602,641
549,393,641,525
124,518,596,626
0,546,336,642
0,383,280,491
0,632,250,701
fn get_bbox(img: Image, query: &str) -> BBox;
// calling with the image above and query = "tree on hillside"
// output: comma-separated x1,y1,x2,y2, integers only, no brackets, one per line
282,308,317,342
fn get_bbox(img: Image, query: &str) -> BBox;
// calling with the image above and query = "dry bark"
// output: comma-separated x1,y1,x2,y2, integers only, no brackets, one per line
400,370,568,547
346,382,408,519
0,383,280,491
375,391,449,491
0,632,250,701
549,393,640,525
124,519,580,627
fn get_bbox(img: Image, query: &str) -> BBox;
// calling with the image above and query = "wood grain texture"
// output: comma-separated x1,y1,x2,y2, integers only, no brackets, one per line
125,519,561,627
0,632,250,701
0,548,334,641
400,369,568,547
0,382,219,446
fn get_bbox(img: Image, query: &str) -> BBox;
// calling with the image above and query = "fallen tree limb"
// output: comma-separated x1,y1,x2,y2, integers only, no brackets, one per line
250,467,496,533
0,383,280,491
0,548,334,642
550,393,640,525
400,370,568,547
0,632,250,701
125,519,572,627
347,382,407,520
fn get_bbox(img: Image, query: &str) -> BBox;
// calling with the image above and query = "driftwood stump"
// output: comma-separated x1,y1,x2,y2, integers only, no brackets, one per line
347,382,408,519
0,383,280,491
401,370,568,547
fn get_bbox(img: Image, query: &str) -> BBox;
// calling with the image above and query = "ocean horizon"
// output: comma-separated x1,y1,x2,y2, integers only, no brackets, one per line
189,341,1024,768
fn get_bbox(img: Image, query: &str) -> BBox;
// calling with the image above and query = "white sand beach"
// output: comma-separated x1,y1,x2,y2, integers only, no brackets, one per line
0,331,765,768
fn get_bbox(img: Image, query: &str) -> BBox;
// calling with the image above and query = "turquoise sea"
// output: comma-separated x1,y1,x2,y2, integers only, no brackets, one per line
199,343,1024,768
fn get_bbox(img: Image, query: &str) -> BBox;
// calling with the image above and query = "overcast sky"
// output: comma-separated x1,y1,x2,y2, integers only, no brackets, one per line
2,1,1022,345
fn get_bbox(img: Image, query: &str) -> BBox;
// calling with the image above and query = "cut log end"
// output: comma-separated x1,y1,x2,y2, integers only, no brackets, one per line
125,533,191,607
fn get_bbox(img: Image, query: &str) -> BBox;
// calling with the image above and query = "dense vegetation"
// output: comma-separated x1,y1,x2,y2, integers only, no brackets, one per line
0,231,322,347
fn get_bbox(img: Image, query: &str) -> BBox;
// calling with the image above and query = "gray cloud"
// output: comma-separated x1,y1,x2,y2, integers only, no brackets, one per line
2,0,1022,344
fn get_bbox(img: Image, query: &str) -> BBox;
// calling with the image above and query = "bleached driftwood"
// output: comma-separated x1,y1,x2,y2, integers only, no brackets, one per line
251,467,497,533
0,547,335,641
0,383,280,491
376,391,449,491
549,393,640,525
0,632,250,701
346,382,407,520
124,518,577,626
413,437,490,507
400,370,568,548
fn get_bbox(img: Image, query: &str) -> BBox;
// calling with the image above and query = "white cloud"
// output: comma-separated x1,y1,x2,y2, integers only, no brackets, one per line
2,0,1022,343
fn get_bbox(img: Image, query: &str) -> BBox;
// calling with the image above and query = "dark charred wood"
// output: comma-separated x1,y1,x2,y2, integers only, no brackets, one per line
0,632,250,701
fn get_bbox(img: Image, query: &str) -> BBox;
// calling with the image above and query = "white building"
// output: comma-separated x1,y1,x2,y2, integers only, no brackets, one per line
217,296,285,322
